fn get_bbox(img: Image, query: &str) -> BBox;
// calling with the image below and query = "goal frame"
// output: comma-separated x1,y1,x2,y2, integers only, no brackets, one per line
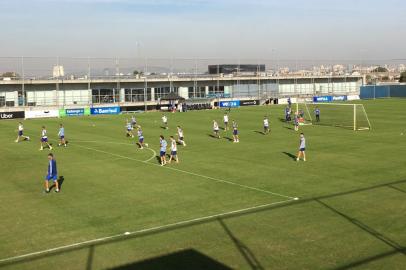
297,102,372,131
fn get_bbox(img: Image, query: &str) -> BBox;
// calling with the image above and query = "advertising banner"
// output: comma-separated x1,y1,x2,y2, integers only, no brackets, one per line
25,110,59,119
90,106,120,115
313,95,347,102
240,100,259,106
0,111,25,120
219,100,240,108
313,96,332,102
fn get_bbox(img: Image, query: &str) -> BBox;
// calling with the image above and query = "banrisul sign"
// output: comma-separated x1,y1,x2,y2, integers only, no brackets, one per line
90,106,120,115
0,111,25,120
60,108,90,117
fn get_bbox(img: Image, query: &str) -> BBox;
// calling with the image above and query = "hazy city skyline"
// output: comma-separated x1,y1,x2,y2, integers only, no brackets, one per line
1,0,405,60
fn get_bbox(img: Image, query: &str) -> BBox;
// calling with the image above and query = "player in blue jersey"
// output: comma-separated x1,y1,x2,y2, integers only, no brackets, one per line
159,135,167,166
126,121,134,138
44,153,59,193
285,107,291,122
296,133,306,162
40,126,53,151
232,120,239,143
136,126,147,149
58,124,67,147
15,122,30,143
314,107,320,122
168,136,179,164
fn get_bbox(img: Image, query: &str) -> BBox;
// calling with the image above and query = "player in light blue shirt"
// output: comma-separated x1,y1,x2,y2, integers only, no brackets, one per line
58,124,67,147
159,135,167,166
296,133,306,162
136,126,147,149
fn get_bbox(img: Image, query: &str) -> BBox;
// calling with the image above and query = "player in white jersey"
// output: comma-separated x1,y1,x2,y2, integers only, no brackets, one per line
168,136,179,164
177,126,186,146
159,135,167,166
162,114,168,129
126,121,134,138
40,126,53,151
15,122,30,142
58,124,67,147
131,115,137,127
136,126,147,149
223,113,229,131
296,133,306,162
213,120,220,139
263,116,270,134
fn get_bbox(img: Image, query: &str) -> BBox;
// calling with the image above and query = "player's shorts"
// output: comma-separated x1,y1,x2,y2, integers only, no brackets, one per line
224,121,228,125
127,128,132,132
264,125,269,129
18,131,23,136
139,137,144,143
160,151,166,157
41,137,48,142
179,137,184,141
171,151,177,156
300,148,305,151
214,129,219,133
45,174,58,181
233,130,238,135
60,135,65,139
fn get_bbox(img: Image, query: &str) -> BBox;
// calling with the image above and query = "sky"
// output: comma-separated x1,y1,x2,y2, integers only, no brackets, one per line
0,0,405,60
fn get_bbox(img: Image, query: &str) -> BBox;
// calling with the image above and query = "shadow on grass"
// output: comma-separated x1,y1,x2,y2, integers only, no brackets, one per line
253,131,265,135
223,136,234,142
2,179,406,269
208,134,219,139
282,152,297,161
107,249,232,270
49,176,64,192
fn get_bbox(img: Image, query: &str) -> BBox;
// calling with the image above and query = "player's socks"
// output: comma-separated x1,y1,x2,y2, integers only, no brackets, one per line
46,188,50,193
296,158,299,161
15,140,18,143
304,159,306,162
55,189,59,193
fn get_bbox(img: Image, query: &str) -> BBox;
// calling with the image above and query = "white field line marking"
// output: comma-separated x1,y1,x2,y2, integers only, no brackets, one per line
72,142,296,200
0,198,294,264
72,140,156,162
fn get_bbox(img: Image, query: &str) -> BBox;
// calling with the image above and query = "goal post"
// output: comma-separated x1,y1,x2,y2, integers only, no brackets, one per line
296,102,371,131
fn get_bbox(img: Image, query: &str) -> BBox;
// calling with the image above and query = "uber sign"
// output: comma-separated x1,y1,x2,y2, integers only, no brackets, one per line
0,111,25,120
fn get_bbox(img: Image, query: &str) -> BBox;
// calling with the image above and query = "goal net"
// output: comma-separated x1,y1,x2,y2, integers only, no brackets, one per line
296,102,371,130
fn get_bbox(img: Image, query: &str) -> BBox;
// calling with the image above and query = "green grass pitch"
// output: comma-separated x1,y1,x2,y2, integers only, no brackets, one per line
0,99,405,269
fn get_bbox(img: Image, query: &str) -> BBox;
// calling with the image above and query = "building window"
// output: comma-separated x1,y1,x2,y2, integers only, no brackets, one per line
208,85,224,95
92,89,119,104
155,87,178,99
124,88,151,102
188,86,206,98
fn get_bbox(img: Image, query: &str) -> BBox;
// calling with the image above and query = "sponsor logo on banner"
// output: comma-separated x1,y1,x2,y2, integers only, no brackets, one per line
332,95,347,101
0,111,25,120
66,108,85,116
219,100,240,108
25,110,59,119
313,96,332,102
240,100,259,106
90,106,120,115
207,93,231,98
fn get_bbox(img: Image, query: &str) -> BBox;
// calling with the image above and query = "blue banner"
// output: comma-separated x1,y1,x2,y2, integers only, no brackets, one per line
313,95,347,102
332,95,347,101
219,100,240,108
313,96,332,102
90,106,120,115
66,108,84,116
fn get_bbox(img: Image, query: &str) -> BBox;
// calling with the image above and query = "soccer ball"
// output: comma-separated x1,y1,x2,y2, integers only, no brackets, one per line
145,143,149,147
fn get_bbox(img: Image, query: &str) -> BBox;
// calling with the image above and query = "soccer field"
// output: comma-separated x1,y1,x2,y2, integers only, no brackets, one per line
0,99,405,270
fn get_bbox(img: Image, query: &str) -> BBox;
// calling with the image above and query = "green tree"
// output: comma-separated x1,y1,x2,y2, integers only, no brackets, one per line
399,71,406,82
373,66,388,73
